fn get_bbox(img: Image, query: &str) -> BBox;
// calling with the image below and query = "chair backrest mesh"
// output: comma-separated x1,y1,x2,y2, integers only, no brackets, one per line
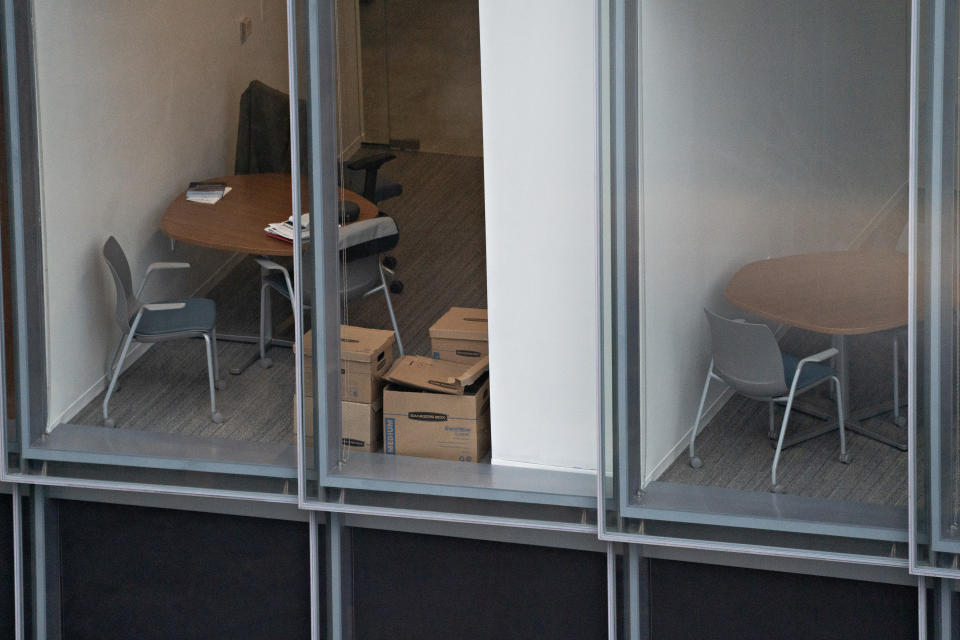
704,308,788,398
103,236,139,331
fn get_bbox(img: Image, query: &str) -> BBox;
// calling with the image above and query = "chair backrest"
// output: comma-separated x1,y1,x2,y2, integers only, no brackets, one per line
103,236,139,331
704,308,787,398
338,216,399,262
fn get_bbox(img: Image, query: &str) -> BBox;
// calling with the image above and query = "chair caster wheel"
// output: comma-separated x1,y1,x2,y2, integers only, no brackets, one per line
770,484,785,494
389,281,404,294
894,415,907,428
688,456,702,469
215,380,225,391
840,453,851,464
211,412,224,424
383,255,397,269
260,358,273,369
104,418,115,428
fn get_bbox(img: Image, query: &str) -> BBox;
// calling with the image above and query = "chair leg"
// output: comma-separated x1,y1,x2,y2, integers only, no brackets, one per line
833,376,849,464
770,393,796,493
259,281,274,369
211,328,223,390
893,334,906,427
203,333,224,424
102,329,137,428
379,262,404,356
768,401,776,439
107,339,125,393
688,364,713,469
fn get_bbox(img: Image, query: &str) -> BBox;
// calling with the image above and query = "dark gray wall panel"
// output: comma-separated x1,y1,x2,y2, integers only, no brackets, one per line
56,500,313,640
0,494,13,639
650,558,917,640
350,527,607,640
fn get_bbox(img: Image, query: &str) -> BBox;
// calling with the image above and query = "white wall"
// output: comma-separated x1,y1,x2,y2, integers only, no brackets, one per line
34,1,289,428
479,1,599,471
639,1,909,482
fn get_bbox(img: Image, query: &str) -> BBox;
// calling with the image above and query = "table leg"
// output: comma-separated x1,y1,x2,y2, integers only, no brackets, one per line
226,262,297,375
831,333,908,451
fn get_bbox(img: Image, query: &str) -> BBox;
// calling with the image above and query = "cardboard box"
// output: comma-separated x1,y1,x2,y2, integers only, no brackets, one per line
429,307,488,364
294,395,382,453
302,326,396,402
341,400,382,452
382,356,490,462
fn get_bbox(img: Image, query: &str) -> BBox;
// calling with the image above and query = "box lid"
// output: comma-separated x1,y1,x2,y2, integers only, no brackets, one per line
384,355,489,395
303,326,396,363
428,307,488,342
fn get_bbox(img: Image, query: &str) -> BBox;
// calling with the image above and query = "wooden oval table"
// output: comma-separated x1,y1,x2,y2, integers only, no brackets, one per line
161,173,378,373
726,250,909,450
161,173,378,256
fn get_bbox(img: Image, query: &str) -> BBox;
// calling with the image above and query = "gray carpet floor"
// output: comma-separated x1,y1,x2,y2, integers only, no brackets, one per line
72,149,486,443
658,328,909,506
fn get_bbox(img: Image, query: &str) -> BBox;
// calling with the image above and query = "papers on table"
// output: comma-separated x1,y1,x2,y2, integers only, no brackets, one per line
265,213,311,243
186,182,232,205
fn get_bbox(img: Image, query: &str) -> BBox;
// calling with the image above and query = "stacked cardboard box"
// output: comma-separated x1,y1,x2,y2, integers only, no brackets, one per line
382,356,490,462
381,307,490,463
296,325,396,452
429,307,488,364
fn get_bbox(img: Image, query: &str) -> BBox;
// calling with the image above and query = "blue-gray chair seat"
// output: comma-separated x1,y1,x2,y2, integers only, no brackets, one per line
135,298,216,336
781,352,835,391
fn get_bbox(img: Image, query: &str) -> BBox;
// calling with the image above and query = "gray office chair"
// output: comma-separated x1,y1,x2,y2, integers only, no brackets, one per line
255,216,405,367
102,237,223,427
688,309,849,493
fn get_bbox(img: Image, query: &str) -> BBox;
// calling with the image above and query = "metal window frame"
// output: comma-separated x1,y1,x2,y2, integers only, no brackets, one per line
909,0,960,579
597,0,923,567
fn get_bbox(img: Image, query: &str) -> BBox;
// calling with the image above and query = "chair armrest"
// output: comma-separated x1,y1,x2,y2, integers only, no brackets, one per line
142,302,186,312
786,347,839,394
345,152,396,172
254,257,288,273
146,261,190,274
255,258,294,295
135,262,191,299
797,347,838,366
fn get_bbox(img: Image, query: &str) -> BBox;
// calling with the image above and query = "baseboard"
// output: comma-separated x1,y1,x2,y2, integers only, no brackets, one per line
342,135,363,161
490,456,597,475
847,180,908,250
643,386,735,486
52,252,245,430
644,324,790,486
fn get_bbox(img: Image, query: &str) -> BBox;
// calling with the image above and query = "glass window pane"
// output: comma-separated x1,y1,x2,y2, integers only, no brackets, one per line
6,1,307,491
603,0,915,558
300,0,603,523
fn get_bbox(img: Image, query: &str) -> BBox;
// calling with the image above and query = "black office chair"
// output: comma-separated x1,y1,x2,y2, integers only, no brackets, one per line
341,151,403,206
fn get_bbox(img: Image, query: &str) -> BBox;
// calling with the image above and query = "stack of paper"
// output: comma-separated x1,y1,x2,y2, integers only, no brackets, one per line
265,213,311,243
186,182,232,205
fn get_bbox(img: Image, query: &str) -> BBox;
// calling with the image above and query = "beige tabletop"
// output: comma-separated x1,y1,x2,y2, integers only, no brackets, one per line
161,173,378,256
725,250,908,335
